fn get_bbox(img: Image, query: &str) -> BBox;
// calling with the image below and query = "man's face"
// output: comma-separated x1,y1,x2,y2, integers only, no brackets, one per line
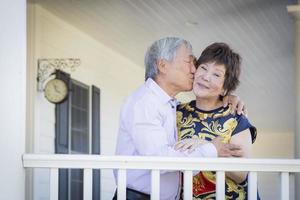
165,44,196,94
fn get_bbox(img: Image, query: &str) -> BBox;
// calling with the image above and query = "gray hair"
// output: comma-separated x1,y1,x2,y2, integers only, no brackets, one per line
144,37,193,80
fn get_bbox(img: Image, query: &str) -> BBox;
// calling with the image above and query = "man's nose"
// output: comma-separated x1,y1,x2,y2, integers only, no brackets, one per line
191,64,196,73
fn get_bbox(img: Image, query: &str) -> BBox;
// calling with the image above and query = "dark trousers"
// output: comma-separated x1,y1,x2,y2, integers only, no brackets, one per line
112,188,150,200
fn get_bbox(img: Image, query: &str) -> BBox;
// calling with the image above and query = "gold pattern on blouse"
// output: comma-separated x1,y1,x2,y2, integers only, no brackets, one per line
225,178,246,200
177,102,248,199
200,118,238,143
177,112,200,139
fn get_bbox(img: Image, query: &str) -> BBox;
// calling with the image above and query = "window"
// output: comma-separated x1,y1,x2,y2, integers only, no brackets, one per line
55,70,100,200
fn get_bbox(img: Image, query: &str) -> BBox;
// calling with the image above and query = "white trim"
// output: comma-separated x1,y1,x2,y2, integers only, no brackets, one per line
23,154,300,172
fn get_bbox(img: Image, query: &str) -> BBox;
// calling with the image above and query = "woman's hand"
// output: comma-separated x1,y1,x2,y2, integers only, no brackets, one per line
211,136,243,157
174,138,208,153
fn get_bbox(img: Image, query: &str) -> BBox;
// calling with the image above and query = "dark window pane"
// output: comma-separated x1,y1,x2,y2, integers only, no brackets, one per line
70,169,83,200
72,130,88,153
71,80,89,154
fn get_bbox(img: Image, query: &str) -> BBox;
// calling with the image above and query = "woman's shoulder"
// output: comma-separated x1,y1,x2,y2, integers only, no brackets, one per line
231,113,257,143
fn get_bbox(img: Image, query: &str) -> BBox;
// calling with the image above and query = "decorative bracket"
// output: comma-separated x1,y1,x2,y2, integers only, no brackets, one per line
37,58,81,91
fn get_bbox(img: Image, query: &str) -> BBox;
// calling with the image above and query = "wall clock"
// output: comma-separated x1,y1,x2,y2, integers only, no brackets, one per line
44,78,68,103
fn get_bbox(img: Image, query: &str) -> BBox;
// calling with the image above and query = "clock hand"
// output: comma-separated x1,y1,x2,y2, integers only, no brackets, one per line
54,84,62,94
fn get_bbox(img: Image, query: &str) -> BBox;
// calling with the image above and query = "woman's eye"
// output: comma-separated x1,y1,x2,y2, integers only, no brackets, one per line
214,73,221,77
200,66,207,70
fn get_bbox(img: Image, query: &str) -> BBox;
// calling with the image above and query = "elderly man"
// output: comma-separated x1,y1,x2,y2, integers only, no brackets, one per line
113,37,244,200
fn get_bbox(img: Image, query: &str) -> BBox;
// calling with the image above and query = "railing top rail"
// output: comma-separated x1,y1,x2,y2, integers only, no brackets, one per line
23,154,300,172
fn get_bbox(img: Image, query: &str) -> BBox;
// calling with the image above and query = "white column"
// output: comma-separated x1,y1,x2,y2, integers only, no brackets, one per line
296,13,300,200
287,4,300,200
0,0,27,200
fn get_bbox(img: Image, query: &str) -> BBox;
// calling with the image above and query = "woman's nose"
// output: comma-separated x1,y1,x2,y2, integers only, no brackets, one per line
201,72,210,81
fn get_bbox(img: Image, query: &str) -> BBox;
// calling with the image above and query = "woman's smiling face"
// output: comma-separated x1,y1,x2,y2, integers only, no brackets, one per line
193,61,226,99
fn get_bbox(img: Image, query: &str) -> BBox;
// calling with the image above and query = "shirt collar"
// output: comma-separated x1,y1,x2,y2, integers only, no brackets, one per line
145,78,176,104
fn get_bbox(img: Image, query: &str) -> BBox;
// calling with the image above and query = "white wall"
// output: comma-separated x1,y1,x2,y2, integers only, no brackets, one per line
27,4,144,199
27,3,296,200
0,0,26,199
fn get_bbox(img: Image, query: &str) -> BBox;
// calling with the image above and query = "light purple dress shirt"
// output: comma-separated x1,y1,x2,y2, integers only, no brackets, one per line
114,78,217,200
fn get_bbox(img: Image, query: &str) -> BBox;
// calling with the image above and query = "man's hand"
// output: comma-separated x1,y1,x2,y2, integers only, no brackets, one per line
174,138,208,153
211,137,243,157
223,94,247,116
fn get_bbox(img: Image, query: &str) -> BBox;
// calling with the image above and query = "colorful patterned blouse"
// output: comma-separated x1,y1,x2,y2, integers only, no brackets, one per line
177,100,257,200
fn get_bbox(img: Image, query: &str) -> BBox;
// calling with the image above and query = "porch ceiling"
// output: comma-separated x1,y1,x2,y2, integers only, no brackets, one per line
33,0,297,132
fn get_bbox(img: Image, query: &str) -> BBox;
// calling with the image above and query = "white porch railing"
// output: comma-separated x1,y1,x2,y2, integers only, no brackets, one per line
22,154,300,200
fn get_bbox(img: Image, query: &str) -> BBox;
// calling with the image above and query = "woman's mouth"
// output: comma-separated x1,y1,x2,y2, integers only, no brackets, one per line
197,82,209,89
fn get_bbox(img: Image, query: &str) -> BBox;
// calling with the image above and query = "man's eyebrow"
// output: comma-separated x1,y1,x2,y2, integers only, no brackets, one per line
184,55,195,61
184,56,193,61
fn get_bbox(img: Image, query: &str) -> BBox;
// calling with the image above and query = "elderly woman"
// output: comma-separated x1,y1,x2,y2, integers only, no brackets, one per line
176,42,259,199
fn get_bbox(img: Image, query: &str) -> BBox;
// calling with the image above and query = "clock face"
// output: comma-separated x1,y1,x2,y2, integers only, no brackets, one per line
44,79,68,103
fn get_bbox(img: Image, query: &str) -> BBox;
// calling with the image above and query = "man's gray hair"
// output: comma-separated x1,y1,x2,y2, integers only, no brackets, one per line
144,37,193,80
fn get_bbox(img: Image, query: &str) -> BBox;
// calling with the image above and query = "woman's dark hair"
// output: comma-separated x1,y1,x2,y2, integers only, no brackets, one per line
196,42,241,95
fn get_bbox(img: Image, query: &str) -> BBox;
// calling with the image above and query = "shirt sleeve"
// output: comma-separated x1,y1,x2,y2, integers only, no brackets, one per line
231,115,257,143
131,101,217,158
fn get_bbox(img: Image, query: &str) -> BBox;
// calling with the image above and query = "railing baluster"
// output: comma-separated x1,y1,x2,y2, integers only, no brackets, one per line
151,169,160,200
183,170,193,200
117,169,126,200
281,172,289,200
84,168,93,200
248,171,258,200
22,154,300,200
216,171,225,200
50,168,58,200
